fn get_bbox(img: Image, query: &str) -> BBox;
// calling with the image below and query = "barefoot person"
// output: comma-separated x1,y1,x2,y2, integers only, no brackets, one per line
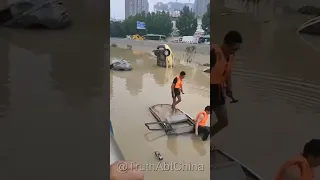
275,139,320,180
171,71,186,110
210,31,242,147
194,106,211,141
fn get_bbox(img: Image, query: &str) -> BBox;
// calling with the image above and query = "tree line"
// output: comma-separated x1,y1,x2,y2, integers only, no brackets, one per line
110,4,210,38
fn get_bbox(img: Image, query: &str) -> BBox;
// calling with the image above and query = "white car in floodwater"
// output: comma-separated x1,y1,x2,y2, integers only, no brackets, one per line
0,0,70,29
110,59,132,71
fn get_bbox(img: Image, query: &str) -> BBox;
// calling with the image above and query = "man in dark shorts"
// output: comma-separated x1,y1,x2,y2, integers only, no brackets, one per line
210,31,242,148
171,71,186,110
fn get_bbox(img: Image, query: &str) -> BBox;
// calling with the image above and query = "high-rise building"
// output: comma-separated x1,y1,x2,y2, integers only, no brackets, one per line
154,1,193,12
193,0,209,17
125,0,149,19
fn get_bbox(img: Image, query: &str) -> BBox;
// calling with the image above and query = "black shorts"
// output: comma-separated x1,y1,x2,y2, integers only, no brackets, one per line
172,88,181,98
192,126,210,141
211,84,225,108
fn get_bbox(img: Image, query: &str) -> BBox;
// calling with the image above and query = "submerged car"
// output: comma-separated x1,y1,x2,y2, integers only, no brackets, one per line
110,59,132,71
153,44,174,67
0,0,70,29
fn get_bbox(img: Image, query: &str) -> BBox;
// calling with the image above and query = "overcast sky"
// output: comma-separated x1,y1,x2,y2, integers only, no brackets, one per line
111,0,193,20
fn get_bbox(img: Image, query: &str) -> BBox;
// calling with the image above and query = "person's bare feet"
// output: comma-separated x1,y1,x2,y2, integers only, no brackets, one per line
171,105,176,112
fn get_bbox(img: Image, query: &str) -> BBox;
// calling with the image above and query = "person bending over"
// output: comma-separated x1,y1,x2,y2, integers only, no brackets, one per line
210,31,242,148
275,139,320,180
194,106,211,141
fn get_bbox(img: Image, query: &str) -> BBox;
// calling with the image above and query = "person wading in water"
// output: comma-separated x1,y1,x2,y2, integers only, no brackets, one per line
210,31,242,149
171,71,186,111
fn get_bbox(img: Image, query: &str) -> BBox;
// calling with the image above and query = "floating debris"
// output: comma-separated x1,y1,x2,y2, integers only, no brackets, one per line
110,59,132,71
220,13,230,16
154,151,163,160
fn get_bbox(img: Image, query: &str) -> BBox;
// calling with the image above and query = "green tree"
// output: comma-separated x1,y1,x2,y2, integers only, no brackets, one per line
110,21,126,37
145,11,173,36
115,11,173,37
202,4,210,35
122,11,147,35
176,6,197,36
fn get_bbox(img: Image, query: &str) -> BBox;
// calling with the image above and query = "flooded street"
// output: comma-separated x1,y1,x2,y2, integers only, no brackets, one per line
213,0,320,179
0,0,109,179
110,48,210,180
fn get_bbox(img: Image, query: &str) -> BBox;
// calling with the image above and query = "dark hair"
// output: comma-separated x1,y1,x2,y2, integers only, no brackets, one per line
223,31,243,46
180,71,186,76
302,139,320,157
205,106,211,111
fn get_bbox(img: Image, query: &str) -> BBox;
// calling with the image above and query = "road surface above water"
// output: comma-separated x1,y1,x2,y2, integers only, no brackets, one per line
110,47,210,180
0,0,109,179
212,0,320,179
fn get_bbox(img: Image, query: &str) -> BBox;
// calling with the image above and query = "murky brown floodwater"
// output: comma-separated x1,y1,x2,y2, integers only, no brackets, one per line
0,1,109,179
213,0,320,179
110,47,210,180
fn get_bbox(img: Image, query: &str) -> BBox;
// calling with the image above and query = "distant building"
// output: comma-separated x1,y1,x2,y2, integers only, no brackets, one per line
153,1,195,37
194,0,209,17
125,0,149,19
154,2,168,11
154,1,194,14
169,10,180,18
110,18,123,22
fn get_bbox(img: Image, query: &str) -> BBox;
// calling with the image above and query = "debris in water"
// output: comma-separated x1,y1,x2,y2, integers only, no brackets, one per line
110,59,132,71
154,151,163,160
220,13,230,16
0,0,71,29
298,6,320,15
127,44,132,50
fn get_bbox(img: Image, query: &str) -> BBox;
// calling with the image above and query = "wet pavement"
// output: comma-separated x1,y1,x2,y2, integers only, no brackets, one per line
0,0,109,179
212,0,320,179
110,47,210,180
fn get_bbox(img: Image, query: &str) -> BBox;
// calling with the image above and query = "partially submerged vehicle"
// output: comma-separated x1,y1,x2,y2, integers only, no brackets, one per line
203,67,210,73
110,59,132,71
110,120,125,164
297,16,320,35
145,104,263,180
145,104,195,135
153,44,174,68
0,0,70,29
